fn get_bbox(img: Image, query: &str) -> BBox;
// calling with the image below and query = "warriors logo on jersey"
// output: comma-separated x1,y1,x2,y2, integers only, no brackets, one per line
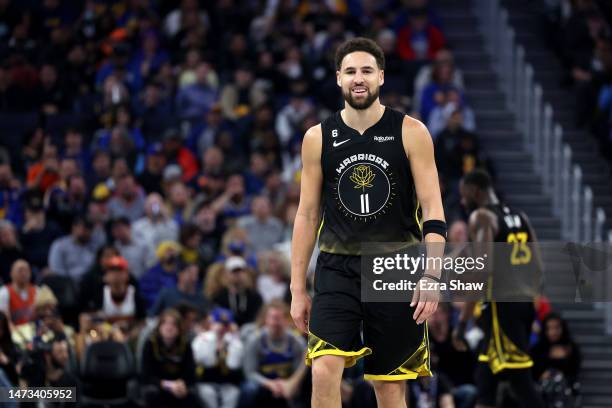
333,154,397,221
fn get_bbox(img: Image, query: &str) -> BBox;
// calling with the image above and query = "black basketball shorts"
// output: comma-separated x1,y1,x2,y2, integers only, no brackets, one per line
306,251,431,381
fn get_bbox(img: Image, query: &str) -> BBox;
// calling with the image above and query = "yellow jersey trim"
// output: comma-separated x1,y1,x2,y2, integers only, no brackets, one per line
305,331,372,368
317,216,325,238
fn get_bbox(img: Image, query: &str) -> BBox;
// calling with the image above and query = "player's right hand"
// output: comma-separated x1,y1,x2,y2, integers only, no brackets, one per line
290,289,312,334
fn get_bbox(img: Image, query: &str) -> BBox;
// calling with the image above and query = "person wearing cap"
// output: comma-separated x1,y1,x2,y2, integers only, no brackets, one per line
132,193,179,266
138,143,167,195
212,256,262,326
48,215,101,284
149,263,208,316
85,256,146,329
139,240,182,309
191,306,244,408
0,259,52,326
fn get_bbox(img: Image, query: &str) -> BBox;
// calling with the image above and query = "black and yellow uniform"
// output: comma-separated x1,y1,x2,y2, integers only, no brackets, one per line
474,203,543,407
307,107,431,381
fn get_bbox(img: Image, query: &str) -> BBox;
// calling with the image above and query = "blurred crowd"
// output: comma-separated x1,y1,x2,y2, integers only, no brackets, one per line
542,0,612,160
0,0,583,407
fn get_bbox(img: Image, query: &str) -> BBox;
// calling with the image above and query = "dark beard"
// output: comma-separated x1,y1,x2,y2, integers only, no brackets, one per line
343,87,379,110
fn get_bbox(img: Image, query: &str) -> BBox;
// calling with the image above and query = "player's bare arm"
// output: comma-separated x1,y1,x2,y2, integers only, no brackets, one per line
402,116,445,324
452,208,498,350
290,124,323,333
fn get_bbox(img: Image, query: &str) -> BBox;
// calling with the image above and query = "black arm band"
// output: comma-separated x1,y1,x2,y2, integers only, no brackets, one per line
422,273,441,283
422,219,448,240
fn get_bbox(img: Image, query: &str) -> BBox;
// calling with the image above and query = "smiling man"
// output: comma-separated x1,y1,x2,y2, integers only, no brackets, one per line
290,37,446,407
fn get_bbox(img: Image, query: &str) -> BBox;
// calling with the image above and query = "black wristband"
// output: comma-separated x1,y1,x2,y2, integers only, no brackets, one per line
422,219,447,240
422,273,441,283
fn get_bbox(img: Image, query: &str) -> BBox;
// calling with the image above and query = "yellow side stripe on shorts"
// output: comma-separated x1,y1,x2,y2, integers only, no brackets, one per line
306,331,372,368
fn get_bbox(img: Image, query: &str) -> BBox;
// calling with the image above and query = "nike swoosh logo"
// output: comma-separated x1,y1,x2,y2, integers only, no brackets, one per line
333,139,349,147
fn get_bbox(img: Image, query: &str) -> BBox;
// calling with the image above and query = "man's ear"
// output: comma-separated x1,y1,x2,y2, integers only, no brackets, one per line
379,69,385,86
336,70,341,87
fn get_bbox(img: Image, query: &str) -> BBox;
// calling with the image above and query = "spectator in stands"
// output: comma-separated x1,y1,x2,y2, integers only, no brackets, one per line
420,76,466,128
140,240,182,309
46,173,89,232
0,259,51,326
435,106,483,193
428,303,478,408
128,29,169,94
133,193,179,265
18,128,45,180
150,262,208,316
192,201,224,269
179,223,201,265
141,308,199,408
220,64,267,120
26,142,60,194
111,216,151,280
428,90,476,140
212,174,251,225
12,286,75,351
20,191,61,272
167,182,194,225
275,87,315,150
33,63,68,115
415,52,457,98
0,220,24,283
241,300,307,408
237,195,284,254
257,251,290,304
161,129,199,182
86,149,112,190
532,312,581,385
0,312,19,386
21,337,77,388
191,307,244,408
108,173,146,222
86,255,146,339
188,104,231,159
48,215,101,283
396,6,446,62
61,128,90,172
176,61,218,122
138,143,166,195
78,244,121,312
192,146,227,200
213,256,262,326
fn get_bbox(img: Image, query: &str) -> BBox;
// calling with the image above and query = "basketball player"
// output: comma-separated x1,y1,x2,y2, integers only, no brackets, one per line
454,169,545,408
290,37,447,408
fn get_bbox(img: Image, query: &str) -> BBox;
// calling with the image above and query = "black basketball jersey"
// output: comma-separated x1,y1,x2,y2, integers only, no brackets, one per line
317,106,421,255
486,203,537,300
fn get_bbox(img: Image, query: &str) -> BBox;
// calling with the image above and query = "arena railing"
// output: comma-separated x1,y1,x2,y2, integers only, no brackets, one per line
472,0,609,243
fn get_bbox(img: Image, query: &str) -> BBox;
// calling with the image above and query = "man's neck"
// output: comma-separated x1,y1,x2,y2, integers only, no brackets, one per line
340,102,385,135
12,282,29,292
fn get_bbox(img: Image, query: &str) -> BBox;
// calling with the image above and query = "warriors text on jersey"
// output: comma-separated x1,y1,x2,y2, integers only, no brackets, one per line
318,107,421,255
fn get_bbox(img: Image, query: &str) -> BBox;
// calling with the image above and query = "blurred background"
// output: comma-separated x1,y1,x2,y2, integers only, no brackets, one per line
0,0,611,406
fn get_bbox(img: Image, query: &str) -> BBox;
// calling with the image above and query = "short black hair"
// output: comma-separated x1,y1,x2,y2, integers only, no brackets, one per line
335,37,385,71
462,169,492,190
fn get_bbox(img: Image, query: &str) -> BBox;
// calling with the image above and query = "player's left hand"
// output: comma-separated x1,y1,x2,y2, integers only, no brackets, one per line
410,277,439,324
